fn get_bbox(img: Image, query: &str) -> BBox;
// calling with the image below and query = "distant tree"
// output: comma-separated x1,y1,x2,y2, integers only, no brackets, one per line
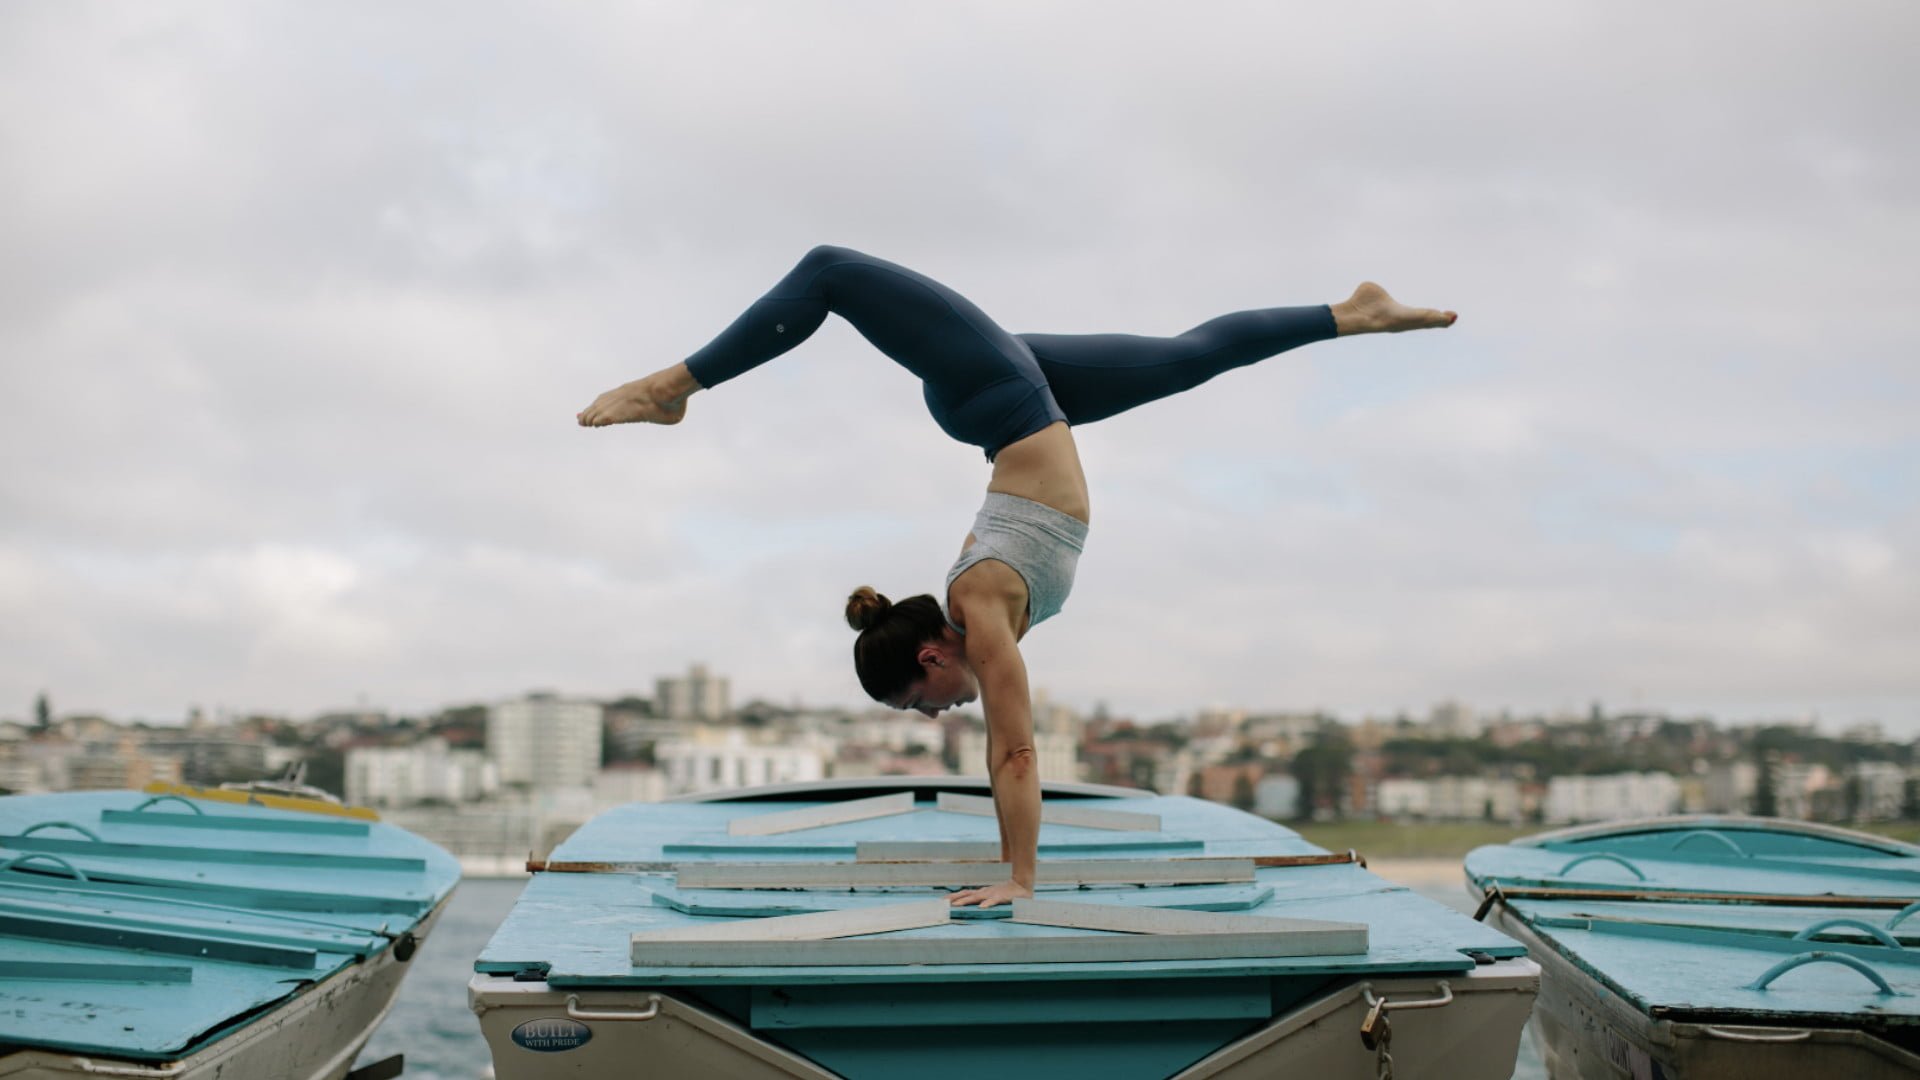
1291,729,1354,821
1753,752,1778,817
34,692,50,732
302,748,346,799
1231,771,1257,812
1906,778,1920,822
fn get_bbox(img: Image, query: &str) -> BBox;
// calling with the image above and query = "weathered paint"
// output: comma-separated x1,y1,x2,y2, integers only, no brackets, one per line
0,790,458,1061
1467,815,1920,1027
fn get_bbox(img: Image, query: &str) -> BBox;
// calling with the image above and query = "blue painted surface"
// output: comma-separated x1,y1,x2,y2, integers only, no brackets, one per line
548,795,1324,863
0,791,460,1060
646,880,1275,917
1466,815,1920,1024
482,792,1521,987
480,787,1529,1077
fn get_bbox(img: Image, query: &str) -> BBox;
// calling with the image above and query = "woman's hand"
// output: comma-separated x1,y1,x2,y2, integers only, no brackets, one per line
948,879,1033,909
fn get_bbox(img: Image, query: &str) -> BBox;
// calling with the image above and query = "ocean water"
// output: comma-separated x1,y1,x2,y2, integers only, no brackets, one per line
354,875,1546,1080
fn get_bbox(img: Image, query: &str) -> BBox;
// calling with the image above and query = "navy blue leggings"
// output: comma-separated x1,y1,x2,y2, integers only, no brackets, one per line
684,246,1338,458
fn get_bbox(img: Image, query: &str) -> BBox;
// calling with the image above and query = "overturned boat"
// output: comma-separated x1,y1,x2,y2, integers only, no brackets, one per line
1467,814,1920,1079
0,785,460,1080
471,778,1537,1079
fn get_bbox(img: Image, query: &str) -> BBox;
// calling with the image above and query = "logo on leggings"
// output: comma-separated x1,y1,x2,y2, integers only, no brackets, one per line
511,1017,592,1052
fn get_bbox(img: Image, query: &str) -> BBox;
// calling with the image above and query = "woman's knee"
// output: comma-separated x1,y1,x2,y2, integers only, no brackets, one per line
800,244,863,270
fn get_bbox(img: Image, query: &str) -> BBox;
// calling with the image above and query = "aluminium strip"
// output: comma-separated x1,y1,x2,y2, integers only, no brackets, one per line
0,959,195,983
1,835,426,872
99,809,372,836
936,791,1160,832
628,928,1364,968
630,899,951,956
1009,897,1368,954
676,858,1256,890
727,792,917,837
856,839,1206,861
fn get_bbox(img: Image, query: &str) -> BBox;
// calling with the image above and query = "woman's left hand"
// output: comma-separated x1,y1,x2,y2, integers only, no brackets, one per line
948,879,1033,909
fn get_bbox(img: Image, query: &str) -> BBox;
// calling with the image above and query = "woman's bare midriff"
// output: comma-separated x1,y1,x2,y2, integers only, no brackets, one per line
984,422,1090,524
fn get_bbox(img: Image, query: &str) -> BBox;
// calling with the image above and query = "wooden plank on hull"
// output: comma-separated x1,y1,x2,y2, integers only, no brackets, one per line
936,791,1160,832
630,899,950,955
676,858,1256,890
1009,898,1369,954
727,792,917,837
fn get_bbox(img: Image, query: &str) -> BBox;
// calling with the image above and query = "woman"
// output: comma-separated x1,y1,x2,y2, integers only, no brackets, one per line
578,246,1455,908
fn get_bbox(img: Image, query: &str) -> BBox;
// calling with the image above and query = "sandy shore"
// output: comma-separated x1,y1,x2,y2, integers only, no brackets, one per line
1365,857,1472,890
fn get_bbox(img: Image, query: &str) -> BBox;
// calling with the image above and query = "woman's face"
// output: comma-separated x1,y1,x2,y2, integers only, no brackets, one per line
892,659,977,718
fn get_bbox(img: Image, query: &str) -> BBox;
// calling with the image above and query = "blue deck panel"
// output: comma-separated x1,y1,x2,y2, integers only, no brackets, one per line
1467,816,1920,1024
481,793,1521,987
645,880,1277,916
549,795,1329,863
0,936,363,1056
1508,916,1920,1020
1513,898,1920,945
1465,842,1920,897
0,791,459,1060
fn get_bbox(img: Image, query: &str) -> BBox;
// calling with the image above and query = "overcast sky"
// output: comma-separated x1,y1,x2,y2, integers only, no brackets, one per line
2,2,1914,734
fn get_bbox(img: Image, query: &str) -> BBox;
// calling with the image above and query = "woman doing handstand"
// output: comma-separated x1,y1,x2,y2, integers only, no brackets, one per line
578,246,1455,908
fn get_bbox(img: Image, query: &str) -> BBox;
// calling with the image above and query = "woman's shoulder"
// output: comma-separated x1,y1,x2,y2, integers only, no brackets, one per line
947,558,1031,637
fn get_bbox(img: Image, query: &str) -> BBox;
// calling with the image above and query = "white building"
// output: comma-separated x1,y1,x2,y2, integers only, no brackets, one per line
1376,778,1432,818
656,728,827,796
1431,775,1521,821
1032,690,1084,739
1771,762,1833,821
593,764,670,810
487,694,604,790
1852,762,1907,822
1696,761,1759,814
955,728,1080,784
656,664,729,721
1375,776,1521,821
1544,772,1681,825
345,738,497,807
1429,701,1486,739
1255,774,1300,820
845,713,945,755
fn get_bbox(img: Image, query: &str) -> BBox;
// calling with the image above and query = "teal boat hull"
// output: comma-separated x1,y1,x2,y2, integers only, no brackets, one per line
473,779,1537,1079
1467,815,1920,1079
0,789,460,1079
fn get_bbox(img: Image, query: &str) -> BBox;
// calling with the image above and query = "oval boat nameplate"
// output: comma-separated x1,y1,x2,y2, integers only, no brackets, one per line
512,1017,593,1053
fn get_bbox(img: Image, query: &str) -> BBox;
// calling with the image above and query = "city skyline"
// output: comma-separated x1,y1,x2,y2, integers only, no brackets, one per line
3,679,1888,741
3,5,1914,734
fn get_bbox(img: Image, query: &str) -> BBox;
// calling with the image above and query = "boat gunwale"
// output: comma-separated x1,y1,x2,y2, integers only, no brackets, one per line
1500,814,1920,858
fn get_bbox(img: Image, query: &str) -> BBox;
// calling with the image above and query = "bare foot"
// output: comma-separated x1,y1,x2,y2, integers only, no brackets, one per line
1331,282,1457,336
576,364,700,427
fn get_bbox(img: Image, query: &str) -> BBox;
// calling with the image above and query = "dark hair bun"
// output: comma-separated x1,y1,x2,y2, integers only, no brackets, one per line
845,586,891,632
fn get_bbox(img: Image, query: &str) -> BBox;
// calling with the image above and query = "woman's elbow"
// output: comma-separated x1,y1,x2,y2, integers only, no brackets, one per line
994,743,1037,780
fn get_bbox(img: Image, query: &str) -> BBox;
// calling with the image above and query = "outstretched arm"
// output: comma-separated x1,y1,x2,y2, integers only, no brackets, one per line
949,619,1038,909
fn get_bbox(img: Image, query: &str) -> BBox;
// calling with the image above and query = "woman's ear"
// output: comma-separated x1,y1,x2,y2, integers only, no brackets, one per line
917,645,943,670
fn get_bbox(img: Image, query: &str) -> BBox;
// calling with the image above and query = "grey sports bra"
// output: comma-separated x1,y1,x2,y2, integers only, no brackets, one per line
943,492,1089,634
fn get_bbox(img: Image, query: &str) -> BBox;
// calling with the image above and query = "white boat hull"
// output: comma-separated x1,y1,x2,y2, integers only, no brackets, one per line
1488,906,1920,1080
0,902,447,1080
469,957,1538,1080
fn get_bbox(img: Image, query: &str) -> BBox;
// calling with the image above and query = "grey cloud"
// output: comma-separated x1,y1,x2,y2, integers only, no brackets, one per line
1,2,1914,729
